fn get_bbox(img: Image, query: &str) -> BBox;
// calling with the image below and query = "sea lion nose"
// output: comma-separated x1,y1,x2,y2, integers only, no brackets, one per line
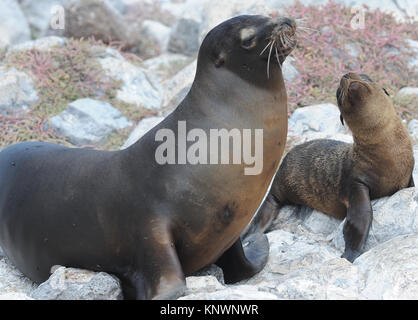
284,18,297,29
272,17,296,30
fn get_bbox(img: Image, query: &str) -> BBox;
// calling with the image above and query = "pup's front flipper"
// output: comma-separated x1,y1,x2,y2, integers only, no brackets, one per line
342,181,373,263
215,232,269,283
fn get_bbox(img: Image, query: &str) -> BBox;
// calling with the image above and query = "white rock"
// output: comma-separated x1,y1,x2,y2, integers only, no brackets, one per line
245,230,340,285
0,0,31,49
0,67,39,115
282,57,299,82
99,56,163,109
161,60,196,111
354,234,418,299
0,256,36,296
409,119,418,141
414,146,418,183
268,205,341,241
265,258,363,300
49,98,132,146
333,187,418,254
31,267,123,300
142,53,192,82
185,276,225,295
201,0,272,39
121,116,164,149
142,20,171,52
19,0,65,34
7,36,67,53
288,103,349,137
192,264,225,285
396,87,418,98
288,132,354,147
406,39,418,68
0,292,34,300
179,284,278,300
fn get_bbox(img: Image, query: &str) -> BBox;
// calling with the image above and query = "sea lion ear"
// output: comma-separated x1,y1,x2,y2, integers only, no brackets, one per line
382,88,390,96
340,114,344,126
215,52,226,68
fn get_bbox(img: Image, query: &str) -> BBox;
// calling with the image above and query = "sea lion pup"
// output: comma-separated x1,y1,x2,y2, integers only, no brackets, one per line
0,15,296,299
244,73,415,262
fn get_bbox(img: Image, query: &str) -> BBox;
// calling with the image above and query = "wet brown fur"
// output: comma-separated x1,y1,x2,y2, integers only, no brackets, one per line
245,73,415,261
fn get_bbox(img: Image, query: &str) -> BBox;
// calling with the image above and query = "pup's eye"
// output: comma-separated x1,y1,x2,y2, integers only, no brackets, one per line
242,36,257,49
382,88,390,96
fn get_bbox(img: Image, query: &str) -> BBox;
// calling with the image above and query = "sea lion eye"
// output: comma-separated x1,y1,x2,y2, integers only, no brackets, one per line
382,88,390,96
241,36,257,49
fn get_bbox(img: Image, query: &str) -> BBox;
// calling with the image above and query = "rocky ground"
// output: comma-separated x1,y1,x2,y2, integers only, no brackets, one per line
0,0,417,300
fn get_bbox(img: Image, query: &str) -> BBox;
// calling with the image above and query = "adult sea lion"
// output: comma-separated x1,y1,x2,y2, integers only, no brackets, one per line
0,15,296,299
245,73,415,262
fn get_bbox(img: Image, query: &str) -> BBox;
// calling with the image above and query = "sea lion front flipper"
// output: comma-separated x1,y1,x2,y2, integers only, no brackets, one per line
215,232,269,283
127,229,186,300
408,175,415,187
342,182,373,263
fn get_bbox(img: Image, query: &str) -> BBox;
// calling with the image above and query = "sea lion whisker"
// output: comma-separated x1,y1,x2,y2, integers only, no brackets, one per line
280,34,287,49
260,40,273,56
298,26,319,33
274,45,282,70
267,40,275,79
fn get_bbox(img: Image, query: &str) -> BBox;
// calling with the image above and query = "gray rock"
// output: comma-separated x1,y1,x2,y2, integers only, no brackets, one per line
142,53,192,82
354,233,418,299
19,0,65,35
409,119,418,141
0,0,31,49
31,267,123,300
99,56,163,109
333,187,418,254
0,67,39,115
0,256,36,296
121,116,164,149
59,0,140,51
49,98,132,146
168,18,201,56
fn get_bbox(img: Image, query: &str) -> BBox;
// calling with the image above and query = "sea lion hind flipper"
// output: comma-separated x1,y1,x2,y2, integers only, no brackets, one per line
241,194,281,239
215,232,269,283
408,175,415,188
341,182,373,263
